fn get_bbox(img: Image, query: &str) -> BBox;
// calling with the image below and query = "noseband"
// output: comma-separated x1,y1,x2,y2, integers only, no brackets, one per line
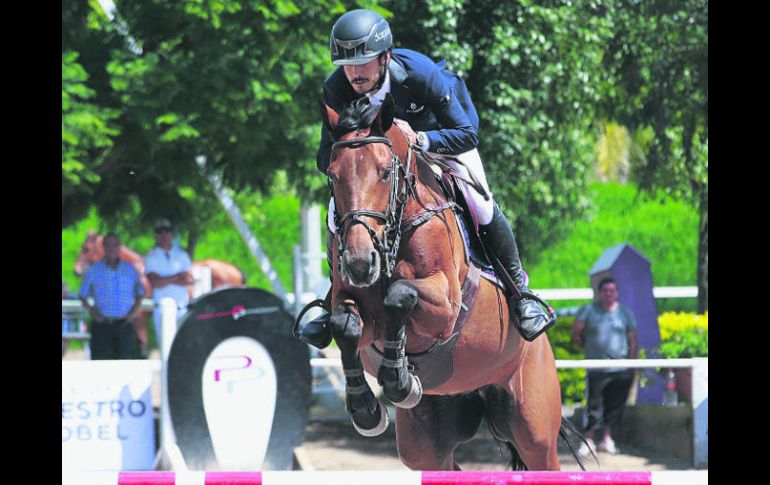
330,134,414,279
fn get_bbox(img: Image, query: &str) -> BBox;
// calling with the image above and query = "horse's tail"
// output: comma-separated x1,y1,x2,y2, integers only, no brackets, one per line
559,416,595,470
501,439,528,471
488,416,595,471
485,421,527,471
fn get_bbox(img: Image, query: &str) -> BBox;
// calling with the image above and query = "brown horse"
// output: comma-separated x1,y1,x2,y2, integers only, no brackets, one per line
75,232,246,346
318,95,581,470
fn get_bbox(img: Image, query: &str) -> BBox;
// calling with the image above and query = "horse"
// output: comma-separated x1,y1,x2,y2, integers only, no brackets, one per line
74,231,246,348
315,95,584,471
193,258,246,289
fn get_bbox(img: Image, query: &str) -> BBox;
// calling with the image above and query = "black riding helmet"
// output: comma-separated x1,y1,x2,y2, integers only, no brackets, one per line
330,9,392,66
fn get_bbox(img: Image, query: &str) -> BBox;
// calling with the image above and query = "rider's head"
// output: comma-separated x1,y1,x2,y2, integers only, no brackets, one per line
330,9,392,95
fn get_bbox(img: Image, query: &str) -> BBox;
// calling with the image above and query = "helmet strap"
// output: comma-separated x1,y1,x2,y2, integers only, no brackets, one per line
369,52,390,94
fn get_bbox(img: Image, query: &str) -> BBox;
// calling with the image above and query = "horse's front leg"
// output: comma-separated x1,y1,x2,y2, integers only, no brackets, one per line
379,274,457,409
330,300,389,436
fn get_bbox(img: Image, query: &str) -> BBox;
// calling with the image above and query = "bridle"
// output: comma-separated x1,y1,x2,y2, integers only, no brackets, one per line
329,132,415,279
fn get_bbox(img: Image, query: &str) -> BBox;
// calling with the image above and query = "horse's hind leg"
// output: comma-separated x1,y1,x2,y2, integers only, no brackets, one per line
395,392,485,470
330,304,388,436
485,339,562,470
379,280,422,408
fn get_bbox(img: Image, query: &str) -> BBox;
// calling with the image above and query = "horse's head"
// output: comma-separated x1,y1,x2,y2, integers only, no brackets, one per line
323,94,412,288
74,230,103,276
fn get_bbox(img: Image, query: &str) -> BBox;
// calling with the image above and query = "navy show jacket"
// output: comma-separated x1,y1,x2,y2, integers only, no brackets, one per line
316,48,480,173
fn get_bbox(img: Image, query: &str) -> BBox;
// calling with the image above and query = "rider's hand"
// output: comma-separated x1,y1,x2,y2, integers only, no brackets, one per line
393,118,418,146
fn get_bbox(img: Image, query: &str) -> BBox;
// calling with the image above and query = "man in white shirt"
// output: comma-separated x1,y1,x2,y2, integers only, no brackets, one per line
145,219,193,350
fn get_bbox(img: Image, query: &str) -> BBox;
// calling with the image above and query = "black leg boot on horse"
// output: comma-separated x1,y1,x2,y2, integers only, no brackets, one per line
479,203,556,341
378,280,423,409
293,227,335,349
330,302,389,436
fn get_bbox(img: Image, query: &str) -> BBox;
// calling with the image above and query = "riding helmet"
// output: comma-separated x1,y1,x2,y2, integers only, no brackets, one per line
330,9,392,66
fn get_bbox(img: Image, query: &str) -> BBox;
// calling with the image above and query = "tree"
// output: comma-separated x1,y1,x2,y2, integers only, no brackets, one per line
62,0,345,245
599,0,708,311
62,50,120,225
387,0,613,261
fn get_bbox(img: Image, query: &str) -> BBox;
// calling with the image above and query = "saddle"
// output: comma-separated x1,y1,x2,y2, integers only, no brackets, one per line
419,150,503,287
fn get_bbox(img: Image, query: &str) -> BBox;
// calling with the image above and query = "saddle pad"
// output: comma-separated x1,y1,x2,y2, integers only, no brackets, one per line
453,212,504,289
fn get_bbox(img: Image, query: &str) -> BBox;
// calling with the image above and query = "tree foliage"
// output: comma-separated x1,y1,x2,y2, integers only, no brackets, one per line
598,0,708,310
62,0,707,293
387,0,612,260
62,50,120,202
62,0,346,238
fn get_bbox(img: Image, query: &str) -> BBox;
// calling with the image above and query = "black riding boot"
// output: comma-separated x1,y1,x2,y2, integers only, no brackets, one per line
479,203,554,341
296,289,333,349
294,227,334,349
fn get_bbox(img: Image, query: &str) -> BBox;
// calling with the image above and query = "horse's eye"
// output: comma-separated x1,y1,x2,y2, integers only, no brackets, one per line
381,169,390,181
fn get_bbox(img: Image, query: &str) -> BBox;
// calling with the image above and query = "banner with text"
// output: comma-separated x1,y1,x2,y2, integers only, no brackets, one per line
62,360,155,470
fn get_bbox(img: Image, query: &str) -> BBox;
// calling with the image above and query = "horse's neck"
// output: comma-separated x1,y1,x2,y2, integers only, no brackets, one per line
89,235,145,270
119,246,144,265
411,160,450,208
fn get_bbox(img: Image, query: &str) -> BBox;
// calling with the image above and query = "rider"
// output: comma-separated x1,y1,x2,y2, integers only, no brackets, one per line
296,9,551,347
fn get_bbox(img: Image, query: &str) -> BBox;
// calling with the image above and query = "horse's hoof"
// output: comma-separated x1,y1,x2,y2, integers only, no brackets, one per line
392,374,422,409
351,401,389,437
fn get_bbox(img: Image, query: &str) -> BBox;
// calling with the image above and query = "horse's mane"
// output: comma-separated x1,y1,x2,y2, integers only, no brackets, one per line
331,97,469,194
332,97,380,139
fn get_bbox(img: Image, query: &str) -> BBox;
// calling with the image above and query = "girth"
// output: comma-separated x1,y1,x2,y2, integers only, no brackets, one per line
365,262,482,390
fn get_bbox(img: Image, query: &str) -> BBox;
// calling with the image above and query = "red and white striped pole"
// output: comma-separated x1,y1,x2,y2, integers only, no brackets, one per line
62,470,708,485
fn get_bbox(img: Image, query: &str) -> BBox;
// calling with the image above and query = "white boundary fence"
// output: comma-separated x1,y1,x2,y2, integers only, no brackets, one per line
311,357,708,469
61,286,699,321
62,288,707,469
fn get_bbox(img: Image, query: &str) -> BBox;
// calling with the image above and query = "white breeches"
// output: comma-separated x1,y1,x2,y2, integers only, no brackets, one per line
327,148,495,233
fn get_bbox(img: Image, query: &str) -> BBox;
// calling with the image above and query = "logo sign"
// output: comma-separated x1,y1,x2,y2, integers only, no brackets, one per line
202,337,277,469
62,361,155,471
373,27,391,42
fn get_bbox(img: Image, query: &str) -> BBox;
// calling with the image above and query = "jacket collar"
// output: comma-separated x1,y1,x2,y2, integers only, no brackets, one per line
388,56,408,84
387,56,410,116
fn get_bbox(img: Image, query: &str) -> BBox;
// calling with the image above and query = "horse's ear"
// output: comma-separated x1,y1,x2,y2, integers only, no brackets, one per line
379,93,395,133
319,100,340,131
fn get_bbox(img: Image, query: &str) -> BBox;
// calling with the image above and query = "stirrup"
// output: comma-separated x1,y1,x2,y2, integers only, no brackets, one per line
512,291,557,341
292,298,327,339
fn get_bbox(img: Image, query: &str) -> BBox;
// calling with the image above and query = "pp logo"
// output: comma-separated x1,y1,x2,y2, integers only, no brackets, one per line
212,355,266,394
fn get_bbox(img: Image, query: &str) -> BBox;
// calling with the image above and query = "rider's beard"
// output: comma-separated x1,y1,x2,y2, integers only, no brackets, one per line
353,60,387,96
368,60,388,95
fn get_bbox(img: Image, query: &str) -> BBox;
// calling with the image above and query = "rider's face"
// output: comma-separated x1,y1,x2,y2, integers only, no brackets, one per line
343,53,389,95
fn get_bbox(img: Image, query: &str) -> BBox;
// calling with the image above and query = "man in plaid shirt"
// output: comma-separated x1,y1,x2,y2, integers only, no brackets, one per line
78,233,145,359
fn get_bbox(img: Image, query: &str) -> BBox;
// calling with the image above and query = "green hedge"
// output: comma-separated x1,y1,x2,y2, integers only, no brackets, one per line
549,315,586,405
527,182,699,314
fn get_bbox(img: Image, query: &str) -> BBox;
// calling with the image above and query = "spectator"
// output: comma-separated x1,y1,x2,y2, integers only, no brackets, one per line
145,219,193,351
572,277,638,456
78,233,144,359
